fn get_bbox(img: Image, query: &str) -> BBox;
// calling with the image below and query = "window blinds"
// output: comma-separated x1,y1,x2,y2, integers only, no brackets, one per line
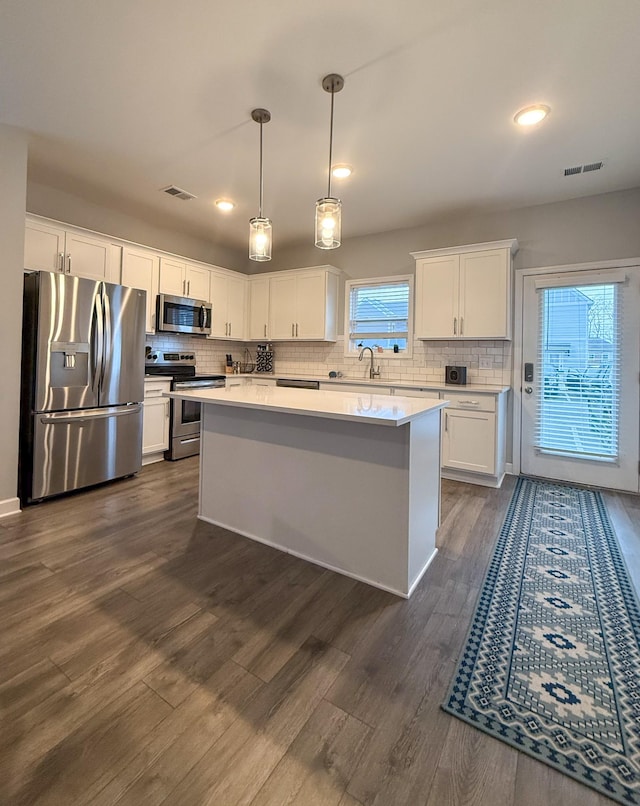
348,280,410,351
535,282,621,461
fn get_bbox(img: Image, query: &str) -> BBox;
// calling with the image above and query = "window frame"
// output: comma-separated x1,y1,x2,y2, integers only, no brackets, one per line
344,274,414,358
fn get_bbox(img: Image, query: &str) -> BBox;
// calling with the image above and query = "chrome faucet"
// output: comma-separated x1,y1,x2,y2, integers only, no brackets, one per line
358,346,381,379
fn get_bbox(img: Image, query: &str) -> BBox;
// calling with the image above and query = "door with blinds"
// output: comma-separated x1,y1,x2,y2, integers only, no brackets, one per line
521,267,640,492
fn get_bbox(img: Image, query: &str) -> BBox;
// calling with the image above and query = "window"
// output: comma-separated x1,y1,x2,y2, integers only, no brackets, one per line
345,275,413,356
537,283,620,461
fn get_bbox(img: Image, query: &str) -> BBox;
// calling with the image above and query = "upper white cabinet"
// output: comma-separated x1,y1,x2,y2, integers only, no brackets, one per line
121,246,159,334
25,215,116,282
268,266,340,341
248,276,270,341
209,270,247,340
159,257,210,301
412,240,518,340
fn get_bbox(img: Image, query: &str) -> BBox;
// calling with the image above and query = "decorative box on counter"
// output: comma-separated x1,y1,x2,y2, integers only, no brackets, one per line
256,344,274,373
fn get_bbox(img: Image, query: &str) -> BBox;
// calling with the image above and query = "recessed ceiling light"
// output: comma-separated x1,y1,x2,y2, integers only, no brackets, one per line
514,104,550,126
332,164,352,179
215,198,235,212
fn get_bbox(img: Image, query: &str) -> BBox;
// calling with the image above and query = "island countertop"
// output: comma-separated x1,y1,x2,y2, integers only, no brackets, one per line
166,385,447,427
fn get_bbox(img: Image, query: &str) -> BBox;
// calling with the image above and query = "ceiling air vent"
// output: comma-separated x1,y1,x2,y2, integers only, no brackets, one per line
564,161,604,177
160,185,197,201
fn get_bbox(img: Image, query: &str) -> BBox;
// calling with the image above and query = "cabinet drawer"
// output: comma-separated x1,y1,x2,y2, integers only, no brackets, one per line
441,392,496,412
144,380,171,398
393,388,439,399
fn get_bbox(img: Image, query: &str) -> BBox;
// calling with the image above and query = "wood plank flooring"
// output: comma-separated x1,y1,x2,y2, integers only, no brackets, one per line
0,458,638,805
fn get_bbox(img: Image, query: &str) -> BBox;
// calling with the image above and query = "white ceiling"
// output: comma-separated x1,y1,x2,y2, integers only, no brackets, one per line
2,0,639,254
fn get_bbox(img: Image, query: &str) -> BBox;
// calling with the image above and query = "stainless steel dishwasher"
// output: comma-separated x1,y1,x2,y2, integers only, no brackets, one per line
276,378,320,390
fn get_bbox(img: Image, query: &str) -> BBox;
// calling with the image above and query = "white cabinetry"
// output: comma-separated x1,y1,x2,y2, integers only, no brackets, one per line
319,383,392,395
159,257,210,301
142,379,171,464
269,266,340,341
209,270,247,340
121,247,159,334
319,381,507,487
248,276,270,340
249,377,277,387
440,390,507,486
412,240,518,340
25,215,116,282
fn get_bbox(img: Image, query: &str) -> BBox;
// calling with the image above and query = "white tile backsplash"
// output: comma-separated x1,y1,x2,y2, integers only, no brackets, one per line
147,333,512,387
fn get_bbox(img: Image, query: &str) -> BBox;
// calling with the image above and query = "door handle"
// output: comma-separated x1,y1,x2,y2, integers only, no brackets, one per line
67,253,72,274
460,317,463,335
453,317,457,335
58,252,65,272
229,322,232,337
264,324,267,338
292,323,295,337
187,280,191,296
524,386,533,394
296,323,298,337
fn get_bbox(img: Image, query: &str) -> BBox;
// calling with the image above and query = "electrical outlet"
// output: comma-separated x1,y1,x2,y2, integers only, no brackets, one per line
479,356,493,370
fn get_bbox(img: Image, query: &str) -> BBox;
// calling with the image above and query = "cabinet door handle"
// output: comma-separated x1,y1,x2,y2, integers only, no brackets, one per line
264,324,267,338
58,252,65,272
460,316,464,335
292,323,295,337
296,323,299,337
187,280,191,296
228,322,232,337
459,400,479,406
67,253,72,274
445,412,448,431
453,317,457,335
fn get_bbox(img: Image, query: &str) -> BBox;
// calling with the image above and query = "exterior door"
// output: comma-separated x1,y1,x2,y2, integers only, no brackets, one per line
521,266,640,492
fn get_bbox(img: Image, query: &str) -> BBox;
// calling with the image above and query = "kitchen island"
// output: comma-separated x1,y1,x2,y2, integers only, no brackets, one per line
167,385,447,597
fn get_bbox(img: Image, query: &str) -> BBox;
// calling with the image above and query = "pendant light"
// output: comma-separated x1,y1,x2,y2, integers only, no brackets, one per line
315,74,344,250
249,108,272,261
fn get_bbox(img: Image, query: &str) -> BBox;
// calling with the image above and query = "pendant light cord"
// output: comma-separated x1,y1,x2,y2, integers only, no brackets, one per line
259,120,264,218
327,88,335,199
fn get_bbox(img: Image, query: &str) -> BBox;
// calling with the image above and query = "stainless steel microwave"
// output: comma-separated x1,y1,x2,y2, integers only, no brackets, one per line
156,293,212,335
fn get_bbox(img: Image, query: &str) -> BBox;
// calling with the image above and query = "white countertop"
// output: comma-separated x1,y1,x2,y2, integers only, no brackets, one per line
236,372,509,394
167,385,448,426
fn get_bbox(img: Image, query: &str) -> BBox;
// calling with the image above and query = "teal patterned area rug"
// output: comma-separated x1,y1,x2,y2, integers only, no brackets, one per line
443,477,640,804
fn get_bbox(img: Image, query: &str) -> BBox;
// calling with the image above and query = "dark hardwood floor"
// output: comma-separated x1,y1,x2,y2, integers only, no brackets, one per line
0,458,637,805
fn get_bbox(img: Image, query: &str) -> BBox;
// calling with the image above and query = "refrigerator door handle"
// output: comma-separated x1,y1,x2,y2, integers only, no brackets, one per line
101,285,112,390
39,404,142,425
92,291,104,395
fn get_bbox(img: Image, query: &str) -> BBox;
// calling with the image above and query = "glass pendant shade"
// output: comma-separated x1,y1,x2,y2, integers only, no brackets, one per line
315,197,341,249
249,216,272,261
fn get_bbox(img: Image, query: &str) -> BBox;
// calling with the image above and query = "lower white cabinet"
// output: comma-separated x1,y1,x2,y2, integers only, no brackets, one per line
142,379,171,464
440,390,506,486
442,408,496,474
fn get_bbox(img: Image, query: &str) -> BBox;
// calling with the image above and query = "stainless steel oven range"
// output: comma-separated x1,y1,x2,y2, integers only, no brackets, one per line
144,352,225,460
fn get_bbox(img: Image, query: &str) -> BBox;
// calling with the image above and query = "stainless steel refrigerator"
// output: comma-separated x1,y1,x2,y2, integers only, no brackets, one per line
20,271,146,504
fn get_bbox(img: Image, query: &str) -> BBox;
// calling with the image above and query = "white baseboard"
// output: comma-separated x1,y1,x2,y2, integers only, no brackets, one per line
0,497,21,519
505,462,515,475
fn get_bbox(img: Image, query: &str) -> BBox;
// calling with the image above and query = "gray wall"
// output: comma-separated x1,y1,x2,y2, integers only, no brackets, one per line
0,125,28,512
27,181,247,271
260,187,640,278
